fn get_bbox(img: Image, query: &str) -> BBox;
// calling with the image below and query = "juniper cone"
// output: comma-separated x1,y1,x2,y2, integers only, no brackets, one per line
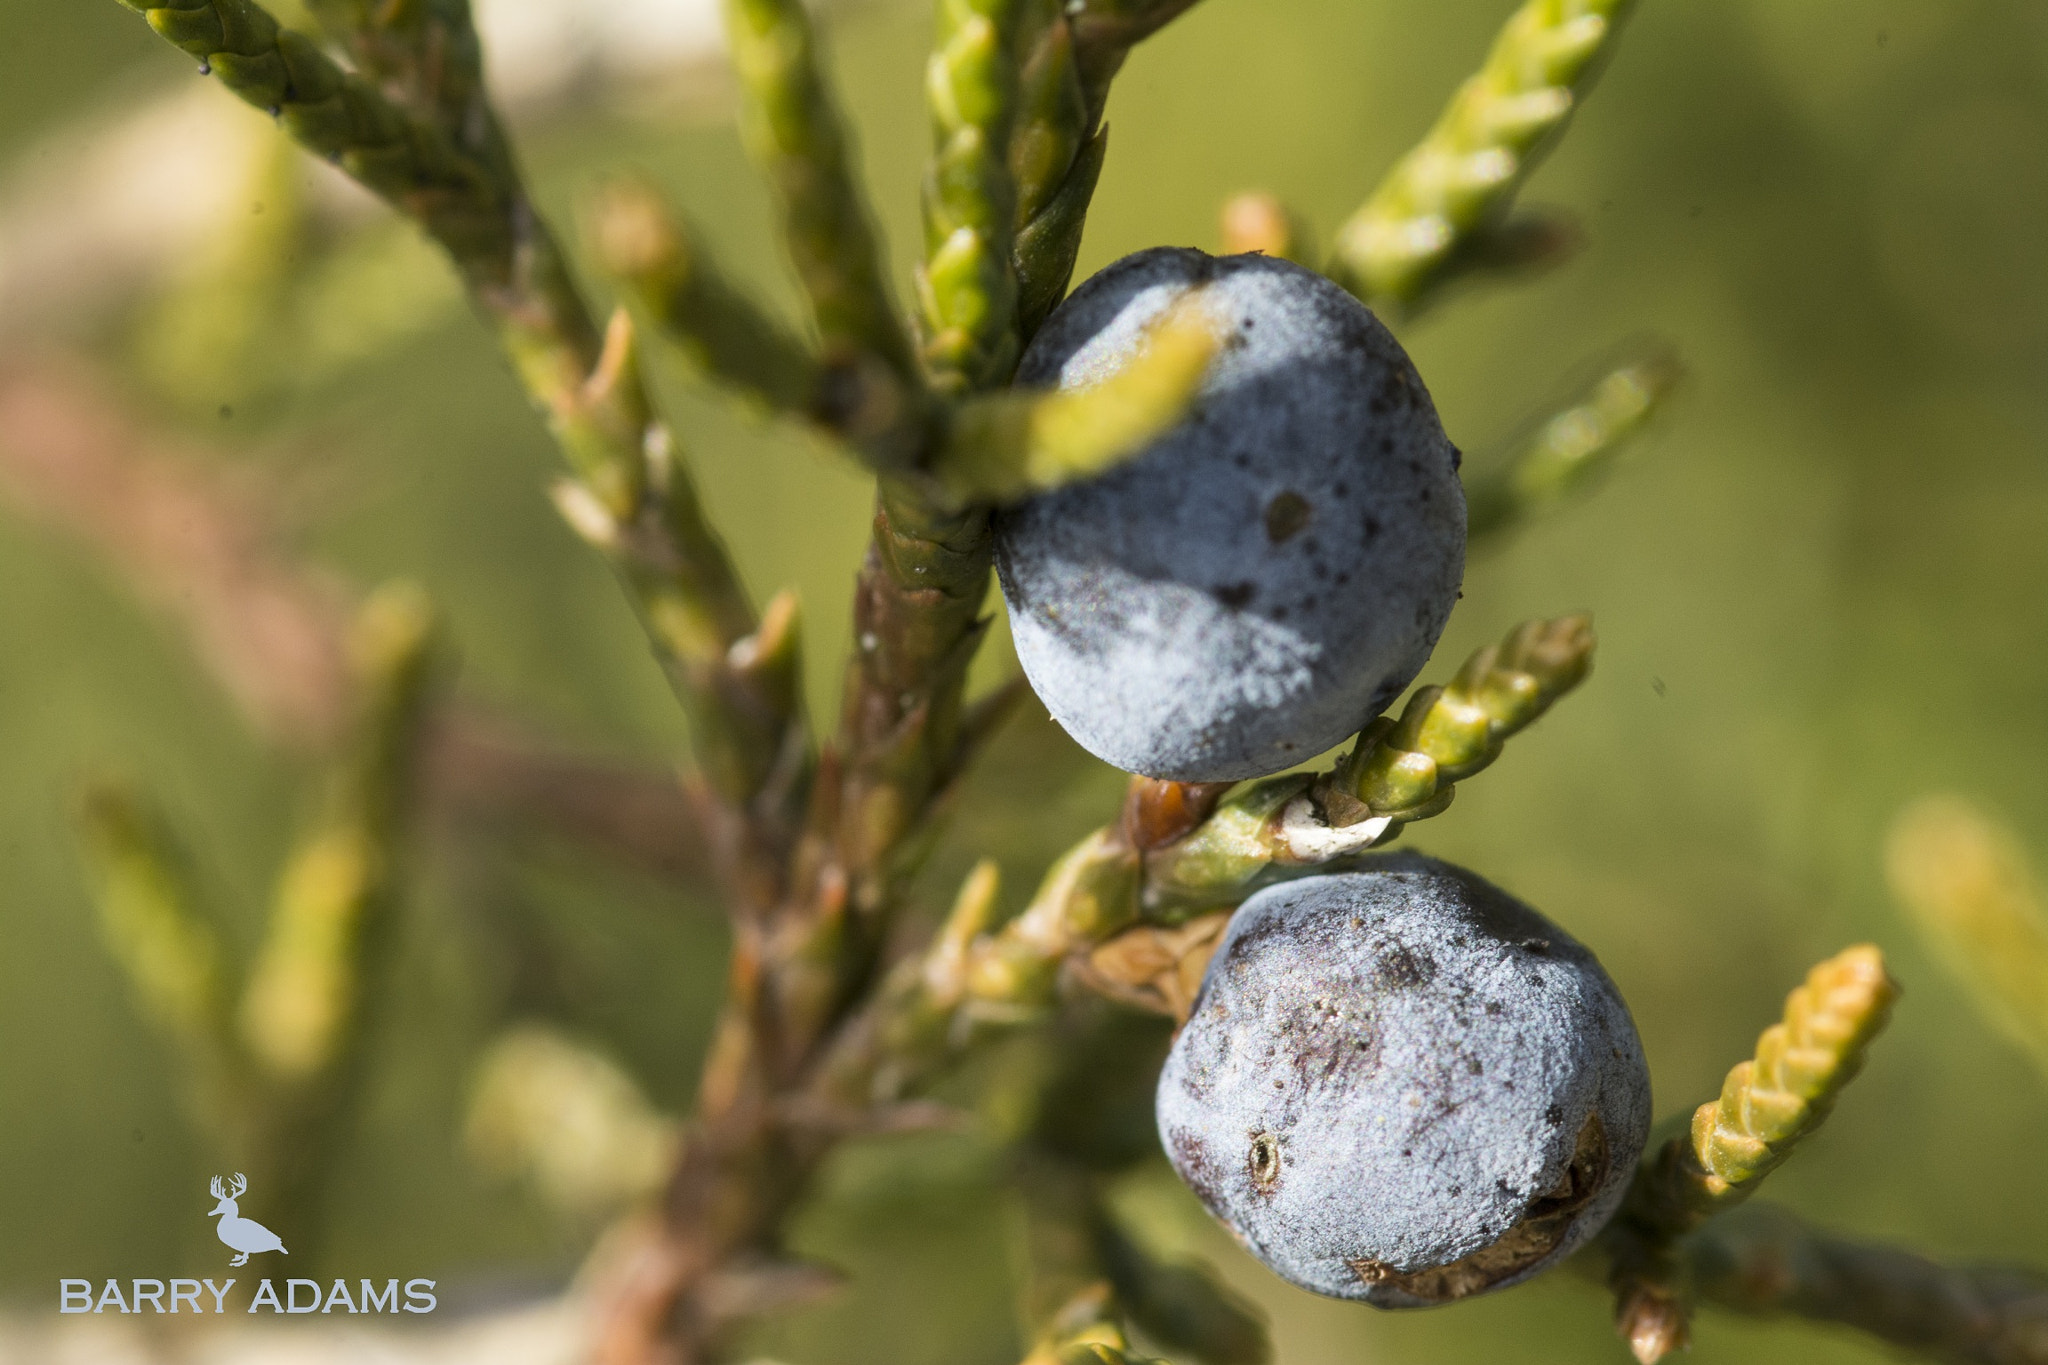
1157,855,1650,1306
994,248,1465,782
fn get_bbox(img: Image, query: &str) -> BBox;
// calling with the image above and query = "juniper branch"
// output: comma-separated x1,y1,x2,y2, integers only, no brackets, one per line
920,0,1028,393
1327,0,1635,312
609,500,1009,1361
829,493,997,913
1315,613,1593,825
815,618,1593,1103
722,0,924,454
1467,343,1683,540
937,295,1219,503
1638,945,1900,1234
805,0,1214,952
694,0,1018,962
1008,0,1200,338
1010,0,1091,334
1135,616,1597,918
1014,124,1106,340
1607,945,1902,1363
1685,1201,2048,1365
110,0,801,824
115,0,531,302
297,0,500,169
590,177,821,416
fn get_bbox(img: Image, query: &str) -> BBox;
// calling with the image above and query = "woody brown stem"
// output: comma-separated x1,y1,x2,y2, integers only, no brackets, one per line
1686,1202,2048,1365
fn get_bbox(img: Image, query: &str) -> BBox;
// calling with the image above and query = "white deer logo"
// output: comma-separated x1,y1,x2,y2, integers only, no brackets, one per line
206,1174,288,1266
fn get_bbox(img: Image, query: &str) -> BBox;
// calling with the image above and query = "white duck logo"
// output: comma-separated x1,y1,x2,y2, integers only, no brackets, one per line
206,1173,288,1267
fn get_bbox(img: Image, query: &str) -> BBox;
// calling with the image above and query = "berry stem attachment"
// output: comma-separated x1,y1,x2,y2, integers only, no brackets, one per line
837,613,1596,1061
1326,0,1636,313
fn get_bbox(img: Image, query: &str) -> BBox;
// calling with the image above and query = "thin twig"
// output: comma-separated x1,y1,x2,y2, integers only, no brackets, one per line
1327,0,1635,313
1688,1202,2048,1365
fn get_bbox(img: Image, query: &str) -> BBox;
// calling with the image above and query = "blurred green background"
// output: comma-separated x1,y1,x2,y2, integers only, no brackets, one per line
2,0,2046,1361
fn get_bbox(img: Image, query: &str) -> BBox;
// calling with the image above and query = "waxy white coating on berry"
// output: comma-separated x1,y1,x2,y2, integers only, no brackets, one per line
995,248,1466,781
1156,855,1651,1307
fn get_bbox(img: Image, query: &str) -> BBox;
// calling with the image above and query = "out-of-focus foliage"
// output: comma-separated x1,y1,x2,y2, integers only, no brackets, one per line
1887,796,2048,1077
2,3,2047,1365
465,1023,679,1223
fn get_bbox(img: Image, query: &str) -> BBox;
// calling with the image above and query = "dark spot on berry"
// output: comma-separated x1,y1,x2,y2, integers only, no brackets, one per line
1265,490,1313,544
1214,582,1256,609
